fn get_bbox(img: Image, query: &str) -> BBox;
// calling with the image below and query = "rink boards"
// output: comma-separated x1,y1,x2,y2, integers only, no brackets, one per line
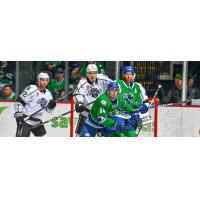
0,101,200,137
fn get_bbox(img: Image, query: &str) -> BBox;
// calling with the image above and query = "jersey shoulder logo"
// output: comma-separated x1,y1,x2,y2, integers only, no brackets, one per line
101,99,107,106
26,85,31,90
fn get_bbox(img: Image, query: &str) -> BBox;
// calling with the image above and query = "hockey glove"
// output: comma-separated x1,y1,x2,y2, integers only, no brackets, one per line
47,100,56,110
131,111,141,128
75,102,85,113
139,104,148,114
14,112,24,123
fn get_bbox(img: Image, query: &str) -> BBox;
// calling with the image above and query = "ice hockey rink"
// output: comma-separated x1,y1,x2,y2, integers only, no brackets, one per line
1,100,200,137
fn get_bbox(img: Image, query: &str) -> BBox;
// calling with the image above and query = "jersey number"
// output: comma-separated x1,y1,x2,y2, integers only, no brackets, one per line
99,107,106,114
21,91,28,97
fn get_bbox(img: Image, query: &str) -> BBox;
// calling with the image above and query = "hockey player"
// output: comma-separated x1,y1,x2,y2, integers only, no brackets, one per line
80,61,105,79
14,73,56,137
116,66,150,136
79,82,141,137
74,64,112,135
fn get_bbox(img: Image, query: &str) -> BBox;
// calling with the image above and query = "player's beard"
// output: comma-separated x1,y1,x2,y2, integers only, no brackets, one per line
38,81,48,91
124,76,133,85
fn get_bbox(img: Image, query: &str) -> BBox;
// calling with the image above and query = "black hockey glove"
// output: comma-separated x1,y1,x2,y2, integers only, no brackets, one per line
75,102,85,113
14,112,24,123
47,100,56,110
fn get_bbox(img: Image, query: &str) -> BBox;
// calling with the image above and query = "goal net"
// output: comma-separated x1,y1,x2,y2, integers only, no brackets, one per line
138,98,158,137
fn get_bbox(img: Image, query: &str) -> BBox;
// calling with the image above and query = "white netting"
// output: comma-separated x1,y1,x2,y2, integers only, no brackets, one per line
138,98,158,137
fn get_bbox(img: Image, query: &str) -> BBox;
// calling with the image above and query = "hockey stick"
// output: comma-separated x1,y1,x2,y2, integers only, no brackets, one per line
148,101,186,109
32,100,95,129
149,85,162,106
16,122,23,137
24,82,88,122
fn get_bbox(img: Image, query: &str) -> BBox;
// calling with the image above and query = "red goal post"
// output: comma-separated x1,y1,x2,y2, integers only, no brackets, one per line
148,97,159,137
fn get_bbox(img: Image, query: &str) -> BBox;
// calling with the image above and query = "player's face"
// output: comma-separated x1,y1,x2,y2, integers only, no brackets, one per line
87,72,97,83
123,72,134,83
109,88,119,101
38,78,49,89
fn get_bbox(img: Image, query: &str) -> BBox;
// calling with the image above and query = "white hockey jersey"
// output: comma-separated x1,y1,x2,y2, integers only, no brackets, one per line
136,82,152,126
137,82,149,104
14,85,53,119
74,74,112,117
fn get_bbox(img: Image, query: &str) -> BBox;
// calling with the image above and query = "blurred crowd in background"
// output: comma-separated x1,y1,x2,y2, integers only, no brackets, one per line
0,61,200,105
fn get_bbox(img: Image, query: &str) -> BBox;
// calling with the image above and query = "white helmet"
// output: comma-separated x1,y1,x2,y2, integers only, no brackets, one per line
86,64,98,73
37,73,49,80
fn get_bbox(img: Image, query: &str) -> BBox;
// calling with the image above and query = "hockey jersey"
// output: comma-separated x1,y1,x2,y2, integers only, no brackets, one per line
74,74,112,117
117,80,143,108
14,85,53,119
87,91,136,129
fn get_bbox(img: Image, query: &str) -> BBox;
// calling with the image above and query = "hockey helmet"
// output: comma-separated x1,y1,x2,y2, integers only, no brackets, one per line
107,82,119,90
123,66,135,74
86,64,98,73
37,72,49,80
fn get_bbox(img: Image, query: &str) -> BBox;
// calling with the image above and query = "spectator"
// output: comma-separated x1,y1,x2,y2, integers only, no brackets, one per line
44,61,64,77
0,61,15,74
162,73,183,104
0,85,16,100
80,61,105,79
185,73,200,104
0,62,14,94
47,67,65,101
70,62,81,84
